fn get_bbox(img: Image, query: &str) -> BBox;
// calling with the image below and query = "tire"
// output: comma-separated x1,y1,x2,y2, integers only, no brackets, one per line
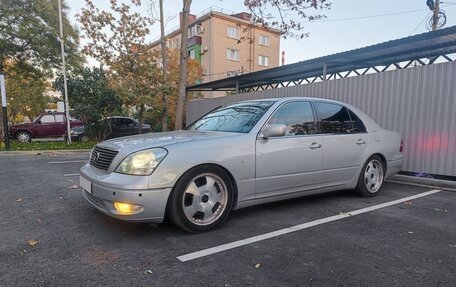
168,165,234,233
355,155,385,197
16,131,31,143
78,134,89,142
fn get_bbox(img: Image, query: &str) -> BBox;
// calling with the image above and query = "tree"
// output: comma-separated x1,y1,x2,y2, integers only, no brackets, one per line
78,0,161,132
174,0,331,129
166,49,202,130
174,0,192,130
0,0,82,142
4,61,49,123
54,67,122,142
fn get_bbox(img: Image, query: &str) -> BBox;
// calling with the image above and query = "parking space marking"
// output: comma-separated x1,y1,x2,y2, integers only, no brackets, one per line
48,160,87,164
177,189,441,262
64,173,80,177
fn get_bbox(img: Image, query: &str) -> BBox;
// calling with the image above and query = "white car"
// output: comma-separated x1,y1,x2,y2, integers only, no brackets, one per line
80,97,404,232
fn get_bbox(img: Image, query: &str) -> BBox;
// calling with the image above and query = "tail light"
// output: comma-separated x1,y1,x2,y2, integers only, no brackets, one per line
400,140,404,152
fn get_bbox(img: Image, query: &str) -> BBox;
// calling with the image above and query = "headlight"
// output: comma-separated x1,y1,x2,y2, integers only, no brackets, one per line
115,148,167,175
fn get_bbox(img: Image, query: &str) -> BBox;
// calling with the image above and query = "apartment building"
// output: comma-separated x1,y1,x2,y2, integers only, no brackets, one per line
151,9,281,97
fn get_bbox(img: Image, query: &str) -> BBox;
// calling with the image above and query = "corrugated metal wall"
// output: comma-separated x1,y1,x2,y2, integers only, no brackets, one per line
187,61,456,176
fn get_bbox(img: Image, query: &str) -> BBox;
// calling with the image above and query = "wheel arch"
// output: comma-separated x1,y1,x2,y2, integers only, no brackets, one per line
164,163,239,219
371,153,387,173
14,129,33,139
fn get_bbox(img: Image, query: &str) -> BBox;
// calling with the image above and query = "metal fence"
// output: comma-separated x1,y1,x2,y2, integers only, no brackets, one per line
187,61,456,177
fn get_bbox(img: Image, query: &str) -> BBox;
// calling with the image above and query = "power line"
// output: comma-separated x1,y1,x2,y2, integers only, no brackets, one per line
410,11,432,35
309,8,428,22
300,5,454,24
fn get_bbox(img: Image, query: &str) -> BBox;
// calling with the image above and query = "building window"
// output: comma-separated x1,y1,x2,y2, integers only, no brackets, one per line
259,35,270,46
189,49,196,60
226,49,240,61
188,25,203,38
227,26,240,39
258,55,269,66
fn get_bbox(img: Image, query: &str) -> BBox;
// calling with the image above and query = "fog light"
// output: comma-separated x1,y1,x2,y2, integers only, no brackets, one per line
113,202,144,215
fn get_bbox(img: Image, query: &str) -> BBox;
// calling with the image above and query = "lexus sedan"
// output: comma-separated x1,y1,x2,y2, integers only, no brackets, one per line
80,97,404,233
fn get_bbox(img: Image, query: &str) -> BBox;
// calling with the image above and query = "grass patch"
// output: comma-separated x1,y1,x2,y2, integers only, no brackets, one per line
1,141,96,151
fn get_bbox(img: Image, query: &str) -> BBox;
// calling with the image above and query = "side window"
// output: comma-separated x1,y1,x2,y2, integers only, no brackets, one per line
40,115,55,123
348,109,367,133
268,101,316,136
111,118,121,127
54,114,65,123
314,102,353,134
122,118,135,127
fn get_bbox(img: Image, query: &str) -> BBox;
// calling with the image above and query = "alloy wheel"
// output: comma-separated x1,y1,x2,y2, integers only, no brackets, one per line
181,173,228,226
364,159,384,193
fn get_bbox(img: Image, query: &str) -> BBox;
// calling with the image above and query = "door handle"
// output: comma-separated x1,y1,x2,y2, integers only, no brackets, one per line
356,139,366,145
309,142,322,149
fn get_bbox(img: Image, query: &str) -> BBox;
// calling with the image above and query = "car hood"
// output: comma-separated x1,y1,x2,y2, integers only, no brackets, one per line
98,130,238,151
10,123,33,130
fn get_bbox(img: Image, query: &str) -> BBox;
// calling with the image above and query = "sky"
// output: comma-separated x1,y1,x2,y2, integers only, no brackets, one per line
68,0,456,65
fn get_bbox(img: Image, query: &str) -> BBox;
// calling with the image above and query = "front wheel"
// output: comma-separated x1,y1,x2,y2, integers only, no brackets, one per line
355,155,385,197
168,165,234,233
16,131,31,143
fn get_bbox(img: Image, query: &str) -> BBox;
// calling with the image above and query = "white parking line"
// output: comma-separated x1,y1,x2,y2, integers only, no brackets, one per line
48,160,87,164
177,189,442,262
64,173,80,177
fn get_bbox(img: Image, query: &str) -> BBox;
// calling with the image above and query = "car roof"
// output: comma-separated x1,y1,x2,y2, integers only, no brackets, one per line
240,97,344,105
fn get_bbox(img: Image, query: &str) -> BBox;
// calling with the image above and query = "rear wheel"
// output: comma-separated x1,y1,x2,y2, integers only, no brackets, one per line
16,131,31,143
355,155,385,197
78,134,89,142
168,165,234,233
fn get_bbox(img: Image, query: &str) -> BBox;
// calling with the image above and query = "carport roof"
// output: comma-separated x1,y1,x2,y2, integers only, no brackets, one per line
187,25,456,92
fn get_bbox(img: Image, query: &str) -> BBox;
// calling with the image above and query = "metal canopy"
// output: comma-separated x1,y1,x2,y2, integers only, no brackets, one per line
187,25,456,92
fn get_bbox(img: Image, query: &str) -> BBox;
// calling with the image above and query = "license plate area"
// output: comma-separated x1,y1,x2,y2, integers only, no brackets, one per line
80,175,92,194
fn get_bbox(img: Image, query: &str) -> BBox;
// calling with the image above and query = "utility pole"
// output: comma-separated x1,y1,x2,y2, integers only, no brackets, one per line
432,0,440,31
159,0,168,132
58,0,72,144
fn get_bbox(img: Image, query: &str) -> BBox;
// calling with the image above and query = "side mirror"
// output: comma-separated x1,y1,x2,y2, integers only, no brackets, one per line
262,124,286,139
36,120,42,124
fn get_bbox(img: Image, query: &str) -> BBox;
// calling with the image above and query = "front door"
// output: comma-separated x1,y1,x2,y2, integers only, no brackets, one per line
314,102,369,186
35,114,58,137
255,101,322,198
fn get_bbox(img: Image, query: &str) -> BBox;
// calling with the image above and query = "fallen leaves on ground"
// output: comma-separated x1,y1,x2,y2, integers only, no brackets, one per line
404,201,413,205
16,198,22,202
69,184,79,189
48,153,56,157
144,270,153,275
432,208,448,213
254,263,261,269
27,239,39,247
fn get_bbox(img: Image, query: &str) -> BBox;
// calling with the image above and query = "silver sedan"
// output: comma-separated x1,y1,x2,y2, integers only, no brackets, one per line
80,97,404,232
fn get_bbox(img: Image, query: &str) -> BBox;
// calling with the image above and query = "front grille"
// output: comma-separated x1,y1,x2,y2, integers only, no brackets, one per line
90,145,118,170
84,190,108,211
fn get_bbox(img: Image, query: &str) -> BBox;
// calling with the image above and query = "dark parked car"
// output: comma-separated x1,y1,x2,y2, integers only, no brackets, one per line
68,116,151,142
9,112,84,143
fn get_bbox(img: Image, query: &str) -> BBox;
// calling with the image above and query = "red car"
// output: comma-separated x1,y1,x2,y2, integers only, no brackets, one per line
9,112,84,143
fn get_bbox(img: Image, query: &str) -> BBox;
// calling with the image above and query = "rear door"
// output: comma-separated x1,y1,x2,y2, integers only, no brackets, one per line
54,114,67,136
255,101,322,198
314,102,368,186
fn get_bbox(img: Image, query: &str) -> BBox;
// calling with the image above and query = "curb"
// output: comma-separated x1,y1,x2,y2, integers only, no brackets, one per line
0,149,91,155
387,174,456,192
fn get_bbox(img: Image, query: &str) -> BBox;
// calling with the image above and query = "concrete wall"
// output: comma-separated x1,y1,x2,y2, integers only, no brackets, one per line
187,61,456,177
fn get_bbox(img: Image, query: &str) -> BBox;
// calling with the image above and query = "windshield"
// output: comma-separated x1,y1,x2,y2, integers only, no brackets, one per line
187,101,275,133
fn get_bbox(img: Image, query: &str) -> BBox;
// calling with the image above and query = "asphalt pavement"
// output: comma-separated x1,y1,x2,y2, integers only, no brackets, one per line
1,152,455,286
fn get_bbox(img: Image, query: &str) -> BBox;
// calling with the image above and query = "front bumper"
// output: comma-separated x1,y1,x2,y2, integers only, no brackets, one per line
80,164,172,223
